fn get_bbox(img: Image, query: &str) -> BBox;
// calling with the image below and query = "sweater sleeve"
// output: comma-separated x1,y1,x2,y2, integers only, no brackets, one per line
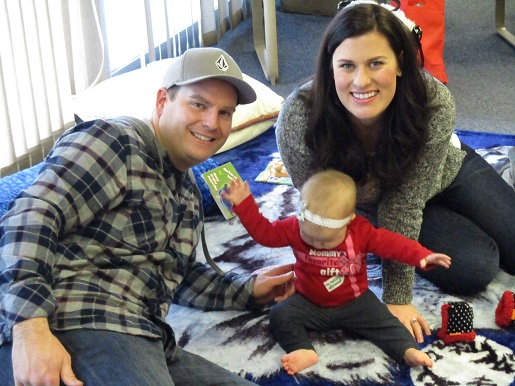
276,86,315,189
379,76,465,304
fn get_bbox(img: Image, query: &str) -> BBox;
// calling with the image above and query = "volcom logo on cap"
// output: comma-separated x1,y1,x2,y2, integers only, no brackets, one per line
215,54,229,72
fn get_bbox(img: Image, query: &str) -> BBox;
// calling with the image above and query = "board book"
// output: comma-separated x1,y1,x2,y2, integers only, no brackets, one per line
201,162,242,219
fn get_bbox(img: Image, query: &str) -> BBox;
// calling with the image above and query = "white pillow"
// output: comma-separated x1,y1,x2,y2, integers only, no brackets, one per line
72,59,283,152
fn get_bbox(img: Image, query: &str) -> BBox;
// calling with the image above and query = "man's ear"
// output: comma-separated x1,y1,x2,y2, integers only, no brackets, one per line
155,87,169,116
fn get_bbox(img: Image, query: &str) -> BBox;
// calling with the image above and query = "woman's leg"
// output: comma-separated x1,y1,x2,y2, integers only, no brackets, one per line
418,144,515,294
418,203,499,294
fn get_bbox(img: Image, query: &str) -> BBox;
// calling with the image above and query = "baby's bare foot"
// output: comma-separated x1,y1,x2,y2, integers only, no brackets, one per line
281,349,318,375
403,348,433,367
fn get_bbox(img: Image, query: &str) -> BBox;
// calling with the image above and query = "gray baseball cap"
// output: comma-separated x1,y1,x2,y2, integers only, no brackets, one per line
162,47,257,105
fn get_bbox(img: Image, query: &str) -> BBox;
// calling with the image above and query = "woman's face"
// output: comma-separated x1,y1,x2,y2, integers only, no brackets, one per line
332,31,401,128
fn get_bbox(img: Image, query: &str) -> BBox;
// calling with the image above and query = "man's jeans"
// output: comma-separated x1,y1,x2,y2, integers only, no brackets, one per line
0,329,256,385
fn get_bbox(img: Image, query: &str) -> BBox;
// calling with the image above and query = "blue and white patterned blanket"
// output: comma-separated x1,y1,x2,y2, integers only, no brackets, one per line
170,128,515,386
169,182,515,385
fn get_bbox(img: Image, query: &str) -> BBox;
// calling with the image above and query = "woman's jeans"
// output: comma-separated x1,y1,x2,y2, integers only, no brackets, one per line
0,329,255,386
417,143,515,294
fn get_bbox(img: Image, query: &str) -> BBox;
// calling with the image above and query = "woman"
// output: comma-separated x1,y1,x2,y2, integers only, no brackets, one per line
276,1,515,342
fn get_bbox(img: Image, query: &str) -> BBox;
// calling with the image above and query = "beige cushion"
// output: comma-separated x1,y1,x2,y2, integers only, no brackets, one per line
72,59,283,153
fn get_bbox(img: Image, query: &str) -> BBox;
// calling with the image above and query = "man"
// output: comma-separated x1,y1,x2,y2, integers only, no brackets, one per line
0,47,295,385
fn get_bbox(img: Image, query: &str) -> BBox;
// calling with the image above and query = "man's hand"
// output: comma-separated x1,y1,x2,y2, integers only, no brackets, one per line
252,264,296,304
12,317,83,386
386,303,431,343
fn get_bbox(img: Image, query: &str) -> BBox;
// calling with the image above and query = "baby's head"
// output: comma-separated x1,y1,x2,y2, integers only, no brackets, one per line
297,170,356,249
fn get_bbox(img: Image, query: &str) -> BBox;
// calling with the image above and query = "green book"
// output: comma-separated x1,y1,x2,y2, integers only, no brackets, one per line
201,162,242,219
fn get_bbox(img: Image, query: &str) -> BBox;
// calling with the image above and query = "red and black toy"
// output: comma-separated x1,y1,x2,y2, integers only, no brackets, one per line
437,301,476,345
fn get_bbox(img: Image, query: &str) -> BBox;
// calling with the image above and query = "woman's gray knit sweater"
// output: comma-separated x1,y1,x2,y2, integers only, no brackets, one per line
276,76,466,305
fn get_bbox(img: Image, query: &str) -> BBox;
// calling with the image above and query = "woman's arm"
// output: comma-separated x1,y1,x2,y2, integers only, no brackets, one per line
276,87,315,190
379,77,465,304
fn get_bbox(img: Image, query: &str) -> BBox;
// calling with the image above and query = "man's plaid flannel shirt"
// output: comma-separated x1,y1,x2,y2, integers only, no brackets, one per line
0,117,254,348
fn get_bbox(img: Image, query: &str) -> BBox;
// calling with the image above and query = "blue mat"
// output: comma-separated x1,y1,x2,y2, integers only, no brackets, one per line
455,129,515,150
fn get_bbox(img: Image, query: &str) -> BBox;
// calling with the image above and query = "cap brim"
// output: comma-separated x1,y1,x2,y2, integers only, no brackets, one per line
176,75,257,105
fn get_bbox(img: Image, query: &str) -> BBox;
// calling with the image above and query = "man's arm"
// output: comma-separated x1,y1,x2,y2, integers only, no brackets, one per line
1,120,132,384
173,261,295,311
0,120,130,336
172,261,256,310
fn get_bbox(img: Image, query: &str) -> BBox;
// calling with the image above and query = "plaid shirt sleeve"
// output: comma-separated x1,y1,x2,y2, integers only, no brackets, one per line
0,120,132,338
173,261,256,311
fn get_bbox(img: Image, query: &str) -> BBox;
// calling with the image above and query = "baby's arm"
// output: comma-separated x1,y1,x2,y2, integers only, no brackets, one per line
221,179,252,206
420,253,451,269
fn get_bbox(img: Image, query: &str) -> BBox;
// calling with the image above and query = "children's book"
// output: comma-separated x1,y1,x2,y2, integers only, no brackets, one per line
255,158,292,185
201,162,242,219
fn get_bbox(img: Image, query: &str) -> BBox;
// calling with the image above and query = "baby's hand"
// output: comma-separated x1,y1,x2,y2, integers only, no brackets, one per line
221,179,251,206
420,253,451,269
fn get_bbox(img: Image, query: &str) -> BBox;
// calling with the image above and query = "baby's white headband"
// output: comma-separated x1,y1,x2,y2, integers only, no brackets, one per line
297,200,352,229
337,0,422,43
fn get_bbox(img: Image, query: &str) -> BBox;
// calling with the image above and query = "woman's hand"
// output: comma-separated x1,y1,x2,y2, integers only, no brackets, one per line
386,303,431,343
252,264,296,304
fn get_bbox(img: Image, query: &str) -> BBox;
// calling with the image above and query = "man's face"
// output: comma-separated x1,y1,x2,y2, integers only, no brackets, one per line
154,78,238,171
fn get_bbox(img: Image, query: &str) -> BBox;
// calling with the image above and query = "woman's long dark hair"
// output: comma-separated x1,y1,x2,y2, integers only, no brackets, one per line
304,3,430,192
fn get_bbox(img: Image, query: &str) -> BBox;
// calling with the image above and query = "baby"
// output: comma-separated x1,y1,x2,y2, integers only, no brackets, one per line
223,170,451,375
